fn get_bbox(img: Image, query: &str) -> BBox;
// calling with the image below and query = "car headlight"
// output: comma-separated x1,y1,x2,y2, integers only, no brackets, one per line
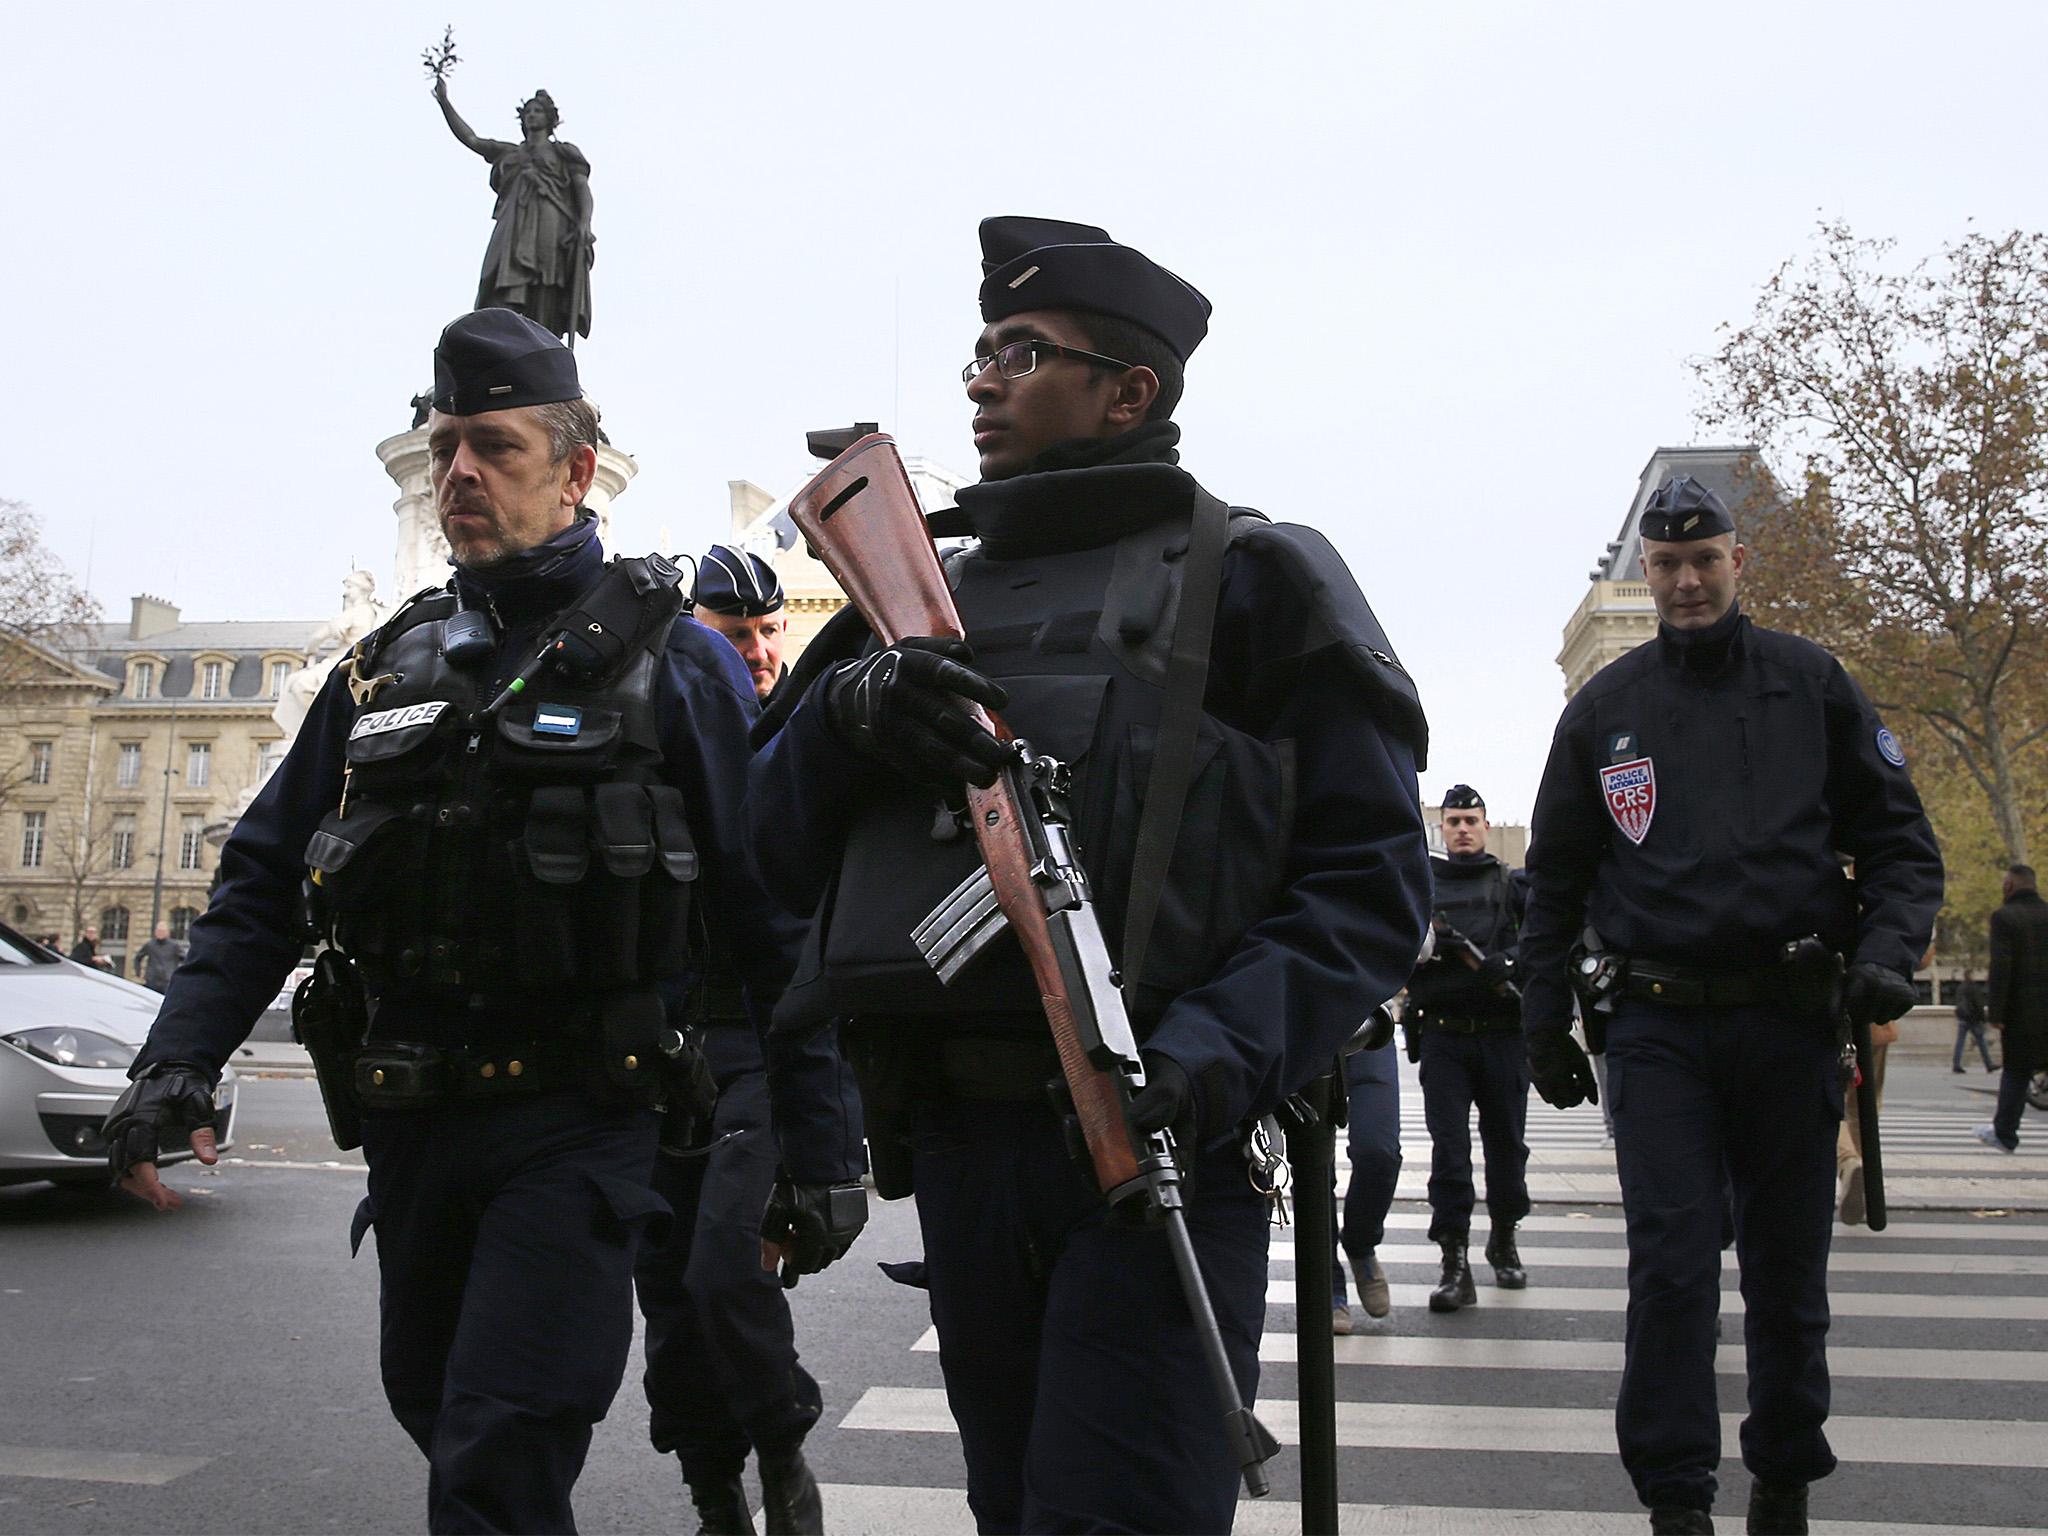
2,1027,140,1070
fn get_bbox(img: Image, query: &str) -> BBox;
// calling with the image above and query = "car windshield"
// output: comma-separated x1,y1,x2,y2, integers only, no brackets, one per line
0,925,60,967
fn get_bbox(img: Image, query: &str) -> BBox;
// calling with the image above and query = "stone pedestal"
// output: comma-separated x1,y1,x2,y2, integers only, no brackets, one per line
376,422,639,599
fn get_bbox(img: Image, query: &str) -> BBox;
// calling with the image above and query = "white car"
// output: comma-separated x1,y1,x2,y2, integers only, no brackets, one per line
0,922,236,1188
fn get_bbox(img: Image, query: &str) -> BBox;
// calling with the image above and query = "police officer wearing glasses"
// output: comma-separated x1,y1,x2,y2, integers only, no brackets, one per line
101,310,855,1534
1517,475,1941,1536
747,217,1431,1533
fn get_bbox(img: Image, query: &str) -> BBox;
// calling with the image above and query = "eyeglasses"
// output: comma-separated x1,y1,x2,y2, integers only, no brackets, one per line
961,338,1135,385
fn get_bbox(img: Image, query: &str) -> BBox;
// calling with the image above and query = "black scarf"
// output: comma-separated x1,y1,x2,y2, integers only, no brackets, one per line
453,515,604,626
943,423,1193,560
1657,600,1746,679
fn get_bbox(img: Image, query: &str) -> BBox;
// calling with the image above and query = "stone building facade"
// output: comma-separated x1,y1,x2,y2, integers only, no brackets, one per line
0,596,320,974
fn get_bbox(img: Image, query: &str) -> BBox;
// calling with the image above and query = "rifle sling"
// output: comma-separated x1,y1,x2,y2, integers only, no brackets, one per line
1120,487,1230,1004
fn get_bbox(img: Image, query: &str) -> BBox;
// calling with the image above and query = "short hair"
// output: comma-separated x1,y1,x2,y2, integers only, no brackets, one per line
2012,863,2038,889
533,397,600,465
1070,311,1185,423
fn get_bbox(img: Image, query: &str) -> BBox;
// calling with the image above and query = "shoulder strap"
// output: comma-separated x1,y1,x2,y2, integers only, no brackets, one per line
1121,487,1231,996
553,555,685,683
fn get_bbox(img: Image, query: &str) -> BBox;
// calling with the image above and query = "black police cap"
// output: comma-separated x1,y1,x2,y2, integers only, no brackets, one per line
692,544,784,617
1639,476,1735,542
1441,784,1485,810
977,216,1212,363
431,308,582,417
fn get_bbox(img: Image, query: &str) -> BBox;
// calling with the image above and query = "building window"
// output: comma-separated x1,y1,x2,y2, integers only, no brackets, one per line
111,815,136,870
131,661,155,699
100,905,130,942
169,905,198,941
269,659,292,697
20,811,45,869
27,741,53,785
10,903,25,926
201,660,224,700
179,815,205,871
117,742,142,788
186,742,210,788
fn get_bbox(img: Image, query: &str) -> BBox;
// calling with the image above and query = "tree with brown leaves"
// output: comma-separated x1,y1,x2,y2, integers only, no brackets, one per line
0,499,103,811
1698,223,2048,873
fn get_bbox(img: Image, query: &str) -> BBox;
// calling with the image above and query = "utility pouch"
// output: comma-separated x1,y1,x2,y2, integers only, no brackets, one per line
1778,935,1844,1020
292,949,369,1150
354,1043,450,1108
589,988,666,1108
1568,933,1626,1018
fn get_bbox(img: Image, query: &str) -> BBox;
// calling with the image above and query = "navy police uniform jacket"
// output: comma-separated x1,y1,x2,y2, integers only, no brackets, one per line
1409,852,1527,1025
135,523,859,1182
746,454,1433,1141
1519,604,1942,1035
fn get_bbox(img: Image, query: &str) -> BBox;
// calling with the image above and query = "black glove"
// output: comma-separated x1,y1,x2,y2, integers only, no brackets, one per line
1125,1052,1199,1149
1475,952,1516,990
1526,1030,1598,1111
822,638,1011,788
1843,962,1917,1027
761,1175,869,1289
102,1063,218,1183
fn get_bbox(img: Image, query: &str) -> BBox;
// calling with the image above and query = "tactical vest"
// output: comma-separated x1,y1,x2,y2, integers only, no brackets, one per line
303,559,697,1030
804,511,1295,1032
1410,856,1517,1022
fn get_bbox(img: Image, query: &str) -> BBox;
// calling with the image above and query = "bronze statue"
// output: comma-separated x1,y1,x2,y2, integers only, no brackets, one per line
432,76,594,345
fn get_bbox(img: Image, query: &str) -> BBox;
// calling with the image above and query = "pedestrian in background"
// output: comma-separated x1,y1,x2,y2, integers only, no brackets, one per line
1978,864,2047,1153
1953,968,1994,1074
134,921,184,994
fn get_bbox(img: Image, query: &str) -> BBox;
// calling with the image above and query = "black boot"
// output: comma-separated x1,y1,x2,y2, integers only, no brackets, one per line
1650,1507,1714,1534
1746,1478,1808,1535
684,1466,755,1536
1485,1223,1528,1288
758,1446,824,1536
1427,1238,1476,1313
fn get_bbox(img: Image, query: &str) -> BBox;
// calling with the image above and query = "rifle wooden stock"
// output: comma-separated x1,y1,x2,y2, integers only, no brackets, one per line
788,433,1141,1196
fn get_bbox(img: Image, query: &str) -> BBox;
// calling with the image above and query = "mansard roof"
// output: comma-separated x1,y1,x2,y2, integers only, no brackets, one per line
1591,446,1782,582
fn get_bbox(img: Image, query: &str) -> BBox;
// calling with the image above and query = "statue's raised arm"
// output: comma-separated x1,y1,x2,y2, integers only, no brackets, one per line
432,77,507,161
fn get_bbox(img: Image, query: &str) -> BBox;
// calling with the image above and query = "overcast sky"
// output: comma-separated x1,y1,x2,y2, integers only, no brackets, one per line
6,2,2045,819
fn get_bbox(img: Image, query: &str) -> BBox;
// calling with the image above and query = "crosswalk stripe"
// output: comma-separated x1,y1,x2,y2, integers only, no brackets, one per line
1261,1281,2048,1319
797,1483,2042,1536
910,1327,2048,1382
0,1445,211,1486
1374,1174,2048,1207
1268,1241,2048,1275
840,1388,2046,1467
1254,1333,2048,1382
1298,1211,2048,1243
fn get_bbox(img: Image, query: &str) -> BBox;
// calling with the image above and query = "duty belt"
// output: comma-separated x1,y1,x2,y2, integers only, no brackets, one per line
1620,960,1773,1008
355,1038,585,1109
936,1035,1062,1103
1413,1014,1520,1036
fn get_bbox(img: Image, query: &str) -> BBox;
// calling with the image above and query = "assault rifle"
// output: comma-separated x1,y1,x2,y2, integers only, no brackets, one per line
1430,913,1519,999
788,428,1280,1497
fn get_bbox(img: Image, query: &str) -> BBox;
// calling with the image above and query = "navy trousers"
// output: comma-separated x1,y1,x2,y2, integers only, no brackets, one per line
636,1039,822,1480
1331,1043,1402,1303
1606,1000,1842,1513
1416,1027,1530,1242
1993,1065,2032,1147
356,1092,667,1535
910,1097,1269,1535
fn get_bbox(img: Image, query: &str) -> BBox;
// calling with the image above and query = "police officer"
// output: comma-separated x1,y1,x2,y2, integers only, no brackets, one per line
1330,1037,1402,1331
101,310,849,1535
1405,784,1531,1310
747,217,1432,1532
1517,476,1941,1536
630,543,861,1536
690,544,789,701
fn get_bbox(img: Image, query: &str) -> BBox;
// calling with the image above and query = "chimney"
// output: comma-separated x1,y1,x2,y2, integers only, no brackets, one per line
129,594,180,640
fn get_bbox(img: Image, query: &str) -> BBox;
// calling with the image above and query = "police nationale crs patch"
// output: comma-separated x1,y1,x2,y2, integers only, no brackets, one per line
1600,756,1656,845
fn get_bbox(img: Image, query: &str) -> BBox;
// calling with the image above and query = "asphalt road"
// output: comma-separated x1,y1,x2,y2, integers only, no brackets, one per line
2,1070,2044,1534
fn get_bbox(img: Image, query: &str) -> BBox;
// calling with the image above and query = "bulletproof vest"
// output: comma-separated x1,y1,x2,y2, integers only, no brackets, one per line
1410,856,1516,1021
806,511,1295,1032
303,559,697,1028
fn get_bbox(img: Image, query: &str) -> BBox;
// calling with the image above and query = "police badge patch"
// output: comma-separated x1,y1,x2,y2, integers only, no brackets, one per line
1876,727,1906,767
1599,756,1656,845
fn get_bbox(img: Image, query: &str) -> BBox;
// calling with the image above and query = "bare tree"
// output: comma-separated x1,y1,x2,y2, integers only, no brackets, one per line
1698,223,2048,865
51,803,126,957
0,499,103,810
